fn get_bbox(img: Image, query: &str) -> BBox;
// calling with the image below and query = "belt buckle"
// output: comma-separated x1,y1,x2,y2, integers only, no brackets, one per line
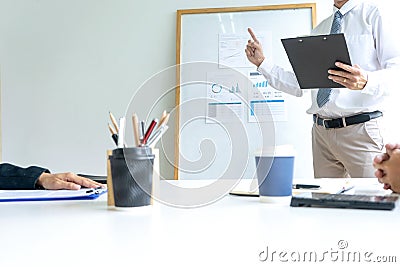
322,118,329,128
341,117,347,127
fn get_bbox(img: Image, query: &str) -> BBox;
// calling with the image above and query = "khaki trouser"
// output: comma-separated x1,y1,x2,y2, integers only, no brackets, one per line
312,118,384,178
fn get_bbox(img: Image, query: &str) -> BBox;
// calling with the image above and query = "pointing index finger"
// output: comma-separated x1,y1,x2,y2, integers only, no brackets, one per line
248,28,259,43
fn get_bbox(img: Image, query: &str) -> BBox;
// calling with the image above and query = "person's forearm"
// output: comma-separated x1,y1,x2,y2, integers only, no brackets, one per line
257,60,303,97
362,65,400,97
363,12,400,97
0,163,49,189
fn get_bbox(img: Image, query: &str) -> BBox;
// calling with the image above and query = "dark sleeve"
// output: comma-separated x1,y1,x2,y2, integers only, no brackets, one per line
0,163,50,189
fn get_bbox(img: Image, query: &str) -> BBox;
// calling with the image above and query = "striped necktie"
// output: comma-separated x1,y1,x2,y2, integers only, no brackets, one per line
316,10,344,108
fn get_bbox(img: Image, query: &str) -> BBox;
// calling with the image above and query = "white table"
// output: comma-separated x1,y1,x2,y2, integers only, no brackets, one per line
1,179,399,267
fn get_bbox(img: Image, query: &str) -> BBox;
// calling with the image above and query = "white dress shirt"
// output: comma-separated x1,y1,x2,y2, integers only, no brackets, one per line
257,0,400,118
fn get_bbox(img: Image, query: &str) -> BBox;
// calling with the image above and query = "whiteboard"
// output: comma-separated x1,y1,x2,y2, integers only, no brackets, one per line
175,4,316,180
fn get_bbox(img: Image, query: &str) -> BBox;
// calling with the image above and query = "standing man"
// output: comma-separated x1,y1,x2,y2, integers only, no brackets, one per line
245,0,400,178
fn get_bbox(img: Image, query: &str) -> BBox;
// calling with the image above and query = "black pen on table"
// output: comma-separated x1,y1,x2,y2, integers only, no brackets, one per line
292,184,321,189
336,185,355,194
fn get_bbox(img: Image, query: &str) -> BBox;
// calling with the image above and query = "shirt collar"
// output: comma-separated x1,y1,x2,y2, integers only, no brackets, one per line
333,0,360,16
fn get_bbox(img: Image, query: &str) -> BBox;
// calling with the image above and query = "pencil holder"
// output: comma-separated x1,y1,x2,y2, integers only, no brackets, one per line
108,147,155,208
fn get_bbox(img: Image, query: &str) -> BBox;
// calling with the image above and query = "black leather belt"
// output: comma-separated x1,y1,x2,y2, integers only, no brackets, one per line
313,111,382,129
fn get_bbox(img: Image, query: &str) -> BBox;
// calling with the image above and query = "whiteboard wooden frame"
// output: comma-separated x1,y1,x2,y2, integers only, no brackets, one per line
174,4,316,179
0,69,2,161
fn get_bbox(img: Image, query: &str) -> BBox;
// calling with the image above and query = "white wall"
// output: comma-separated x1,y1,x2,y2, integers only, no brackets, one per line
0,0,398,179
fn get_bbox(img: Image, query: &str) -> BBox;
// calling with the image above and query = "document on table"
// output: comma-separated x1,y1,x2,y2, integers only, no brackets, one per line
229,178,358,197
0,188,107,202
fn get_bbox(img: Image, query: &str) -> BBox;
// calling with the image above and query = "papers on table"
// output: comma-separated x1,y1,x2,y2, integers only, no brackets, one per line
229,178,391,197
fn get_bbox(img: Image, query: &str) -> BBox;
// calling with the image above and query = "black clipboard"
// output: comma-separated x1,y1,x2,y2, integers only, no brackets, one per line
78,174,107,184
281,33,352,89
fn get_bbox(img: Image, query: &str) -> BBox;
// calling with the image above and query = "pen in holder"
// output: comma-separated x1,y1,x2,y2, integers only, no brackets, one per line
108,146,155,208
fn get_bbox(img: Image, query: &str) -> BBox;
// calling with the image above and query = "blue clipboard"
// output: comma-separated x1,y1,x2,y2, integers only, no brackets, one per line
0,188,107,202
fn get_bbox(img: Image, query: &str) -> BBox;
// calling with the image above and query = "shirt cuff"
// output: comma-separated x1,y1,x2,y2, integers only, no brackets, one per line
361,71,380,95
257,59,274,73
32,167,50,189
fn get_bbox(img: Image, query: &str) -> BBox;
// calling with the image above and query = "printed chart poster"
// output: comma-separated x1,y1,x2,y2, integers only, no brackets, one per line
218,34,253,68
248,71,287,122
218,33,271,69
206,71,244,124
